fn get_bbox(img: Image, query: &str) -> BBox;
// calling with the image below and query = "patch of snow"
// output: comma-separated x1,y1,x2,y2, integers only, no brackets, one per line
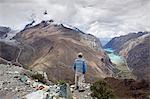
0,29,20,45
62,24,81,32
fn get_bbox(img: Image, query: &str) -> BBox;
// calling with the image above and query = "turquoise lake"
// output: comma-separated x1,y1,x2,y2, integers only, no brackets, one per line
104,48,125,65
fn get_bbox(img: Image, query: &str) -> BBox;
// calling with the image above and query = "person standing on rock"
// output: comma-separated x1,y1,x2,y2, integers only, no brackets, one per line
73,52,87,92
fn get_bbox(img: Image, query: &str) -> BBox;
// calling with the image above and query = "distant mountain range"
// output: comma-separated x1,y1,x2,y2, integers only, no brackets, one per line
99,38,111,47
104,32,148,52
104,32,150,80
0,21,116,83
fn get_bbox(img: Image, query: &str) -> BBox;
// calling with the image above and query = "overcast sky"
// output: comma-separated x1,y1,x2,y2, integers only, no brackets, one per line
0,0,150,38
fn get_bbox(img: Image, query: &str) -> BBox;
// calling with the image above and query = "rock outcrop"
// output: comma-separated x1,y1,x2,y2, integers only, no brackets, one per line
0,26,11,39
0,20,115,83
119,33,150,80
0,64,35,99
104,32,150,80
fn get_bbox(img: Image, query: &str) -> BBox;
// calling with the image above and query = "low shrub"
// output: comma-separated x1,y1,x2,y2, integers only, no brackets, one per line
57,80,67,85
90,80,115,99
31,73,46,84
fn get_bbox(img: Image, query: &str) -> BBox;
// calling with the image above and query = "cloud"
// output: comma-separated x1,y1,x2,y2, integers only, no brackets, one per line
0,0,150,38
0,0,35,3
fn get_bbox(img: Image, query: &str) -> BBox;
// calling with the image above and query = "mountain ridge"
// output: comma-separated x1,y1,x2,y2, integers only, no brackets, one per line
1,20,116,83
104,31,149,52
104,32,150,80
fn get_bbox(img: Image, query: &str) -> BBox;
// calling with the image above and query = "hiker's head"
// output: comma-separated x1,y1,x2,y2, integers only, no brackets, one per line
78,52,83,58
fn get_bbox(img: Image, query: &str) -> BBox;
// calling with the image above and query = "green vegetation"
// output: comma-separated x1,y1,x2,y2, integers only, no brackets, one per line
31,73,46,84
90,80,115,99
105,48,134,79
57,80,67,85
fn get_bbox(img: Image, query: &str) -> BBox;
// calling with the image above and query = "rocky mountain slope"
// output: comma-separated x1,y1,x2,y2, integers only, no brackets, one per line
0,63,90,99
104,31,148,52
104,32,150,80
0,64,35,99
0,26,11,39
0,20,115,83
119,33,150,80
105,77,150,99
0,42,19,63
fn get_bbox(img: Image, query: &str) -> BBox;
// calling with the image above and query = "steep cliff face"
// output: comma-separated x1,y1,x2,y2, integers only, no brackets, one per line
104,32,148,52
79,33,102,51
104,32,150,80
8,21,115,83
0,41,19,61
119,34,150,80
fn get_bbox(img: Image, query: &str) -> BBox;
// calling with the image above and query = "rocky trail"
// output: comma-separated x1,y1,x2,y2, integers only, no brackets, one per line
0,64,92,99
0,64,35,99
73,89,92,99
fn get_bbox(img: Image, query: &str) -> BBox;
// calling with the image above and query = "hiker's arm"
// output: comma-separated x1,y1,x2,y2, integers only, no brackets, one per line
73,62,76,70
83,61,87,74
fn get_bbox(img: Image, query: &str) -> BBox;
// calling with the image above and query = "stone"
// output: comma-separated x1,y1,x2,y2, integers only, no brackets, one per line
66,83,73,99
84,95,88,98
85,83,91,89
33,82,40,88
0,82,3,90
59,83,72,99
24,90,46,99
15,87,18,92
14,71,19,74
20,75,28,83
70,87,74,93
70,85,75,88
0,64,35,98
87,92,92,96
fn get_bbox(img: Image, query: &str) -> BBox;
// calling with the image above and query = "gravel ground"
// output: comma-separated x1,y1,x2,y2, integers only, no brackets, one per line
0,64,35,99
0,64,93,99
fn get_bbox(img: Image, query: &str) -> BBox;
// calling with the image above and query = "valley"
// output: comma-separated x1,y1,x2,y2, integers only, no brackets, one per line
0,21,150,99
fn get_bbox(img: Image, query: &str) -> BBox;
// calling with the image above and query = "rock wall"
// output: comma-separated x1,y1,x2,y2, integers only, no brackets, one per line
104,32,150,80
120,34,150,80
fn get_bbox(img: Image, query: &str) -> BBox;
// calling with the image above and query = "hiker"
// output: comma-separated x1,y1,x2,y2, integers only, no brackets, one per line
73,52,87,92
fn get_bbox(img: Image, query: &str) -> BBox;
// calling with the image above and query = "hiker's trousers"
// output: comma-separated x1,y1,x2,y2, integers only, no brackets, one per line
75,72,85,90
